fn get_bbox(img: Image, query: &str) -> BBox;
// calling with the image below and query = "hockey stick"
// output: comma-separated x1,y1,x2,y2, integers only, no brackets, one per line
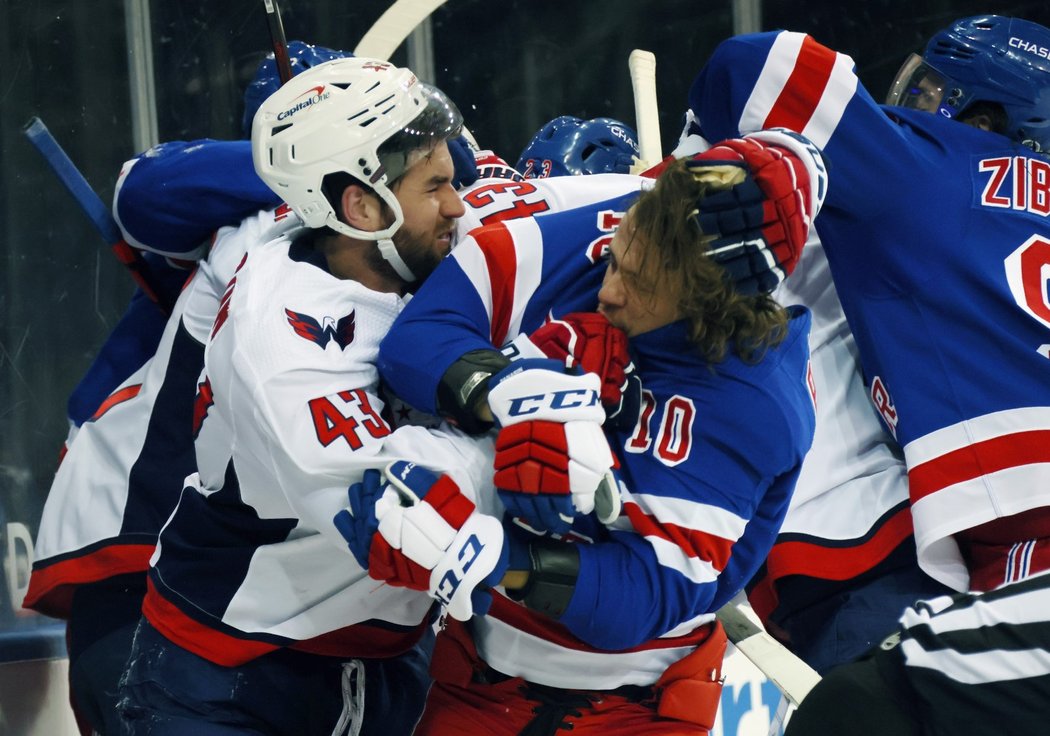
354,0,449,60
262,0,293,84
628,49,662,174
716,597,821,707
23,116,173,315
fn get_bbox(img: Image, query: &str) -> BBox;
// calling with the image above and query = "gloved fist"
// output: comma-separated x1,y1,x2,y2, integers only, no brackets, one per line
449,134,481,190
527,313,633,414
685,137,812,295
334,462,510,620
486,359,615,534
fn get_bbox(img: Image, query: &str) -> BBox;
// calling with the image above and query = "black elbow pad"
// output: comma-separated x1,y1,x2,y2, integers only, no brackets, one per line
507,538,580,619
436,349,512,434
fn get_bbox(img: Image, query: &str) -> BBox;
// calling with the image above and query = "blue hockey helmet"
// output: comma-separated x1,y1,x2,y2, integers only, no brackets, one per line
515,116,639,177
886,15,1050,152
241,40,352,138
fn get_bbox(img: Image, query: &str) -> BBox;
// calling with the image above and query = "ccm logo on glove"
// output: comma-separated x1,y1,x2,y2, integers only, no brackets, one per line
433,533,486,606
503,388,600,418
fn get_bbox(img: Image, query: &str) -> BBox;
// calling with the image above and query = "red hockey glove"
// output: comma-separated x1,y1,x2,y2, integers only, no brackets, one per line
486,359,615,534
527,312,629,402
524,313,642,432
686,137,812,295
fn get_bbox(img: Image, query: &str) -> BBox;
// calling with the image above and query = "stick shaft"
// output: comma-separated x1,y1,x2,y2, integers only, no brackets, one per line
263,0,293,84
23,117,172,313
628,49,662,170
354,0,449,60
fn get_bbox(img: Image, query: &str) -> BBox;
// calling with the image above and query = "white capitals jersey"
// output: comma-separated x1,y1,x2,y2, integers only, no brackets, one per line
25,207,302,618
749,232,913,619
145,227,493,666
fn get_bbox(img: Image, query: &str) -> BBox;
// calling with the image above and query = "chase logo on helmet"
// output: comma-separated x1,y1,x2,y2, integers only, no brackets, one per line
611,126,638,150
277,85,331,121
1010,36,1050,60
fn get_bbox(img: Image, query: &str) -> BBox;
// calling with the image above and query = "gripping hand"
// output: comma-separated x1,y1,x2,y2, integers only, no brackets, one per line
335,462,509,620
525,313,638,429
685,137,812,295
487,359,615,534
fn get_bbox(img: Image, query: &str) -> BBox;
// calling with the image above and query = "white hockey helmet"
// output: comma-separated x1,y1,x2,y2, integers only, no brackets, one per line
251,57,463,280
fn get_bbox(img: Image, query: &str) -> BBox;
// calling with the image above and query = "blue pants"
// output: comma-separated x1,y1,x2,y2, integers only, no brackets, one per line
777,563,953,675
118,617,434,736
66,575,147,735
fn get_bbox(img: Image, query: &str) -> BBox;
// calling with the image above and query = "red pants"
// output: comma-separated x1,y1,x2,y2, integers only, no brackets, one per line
958,507,1050,591
415,618,726,736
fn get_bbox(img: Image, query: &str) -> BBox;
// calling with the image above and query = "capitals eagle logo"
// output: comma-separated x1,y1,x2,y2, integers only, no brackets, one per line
285,308,356,350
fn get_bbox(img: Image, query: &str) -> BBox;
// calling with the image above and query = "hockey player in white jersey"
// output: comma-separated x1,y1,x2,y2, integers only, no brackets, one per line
113,58,489,736
23,42,350,736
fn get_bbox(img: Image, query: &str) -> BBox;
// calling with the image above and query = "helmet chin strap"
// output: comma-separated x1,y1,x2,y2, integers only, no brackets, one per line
376,237,417,282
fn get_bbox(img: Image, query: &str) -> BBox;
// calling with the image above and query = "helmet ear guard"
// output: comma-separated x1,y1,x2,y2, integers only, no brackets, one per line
251,57,462,280
887,15,1050,153
516,115,640,177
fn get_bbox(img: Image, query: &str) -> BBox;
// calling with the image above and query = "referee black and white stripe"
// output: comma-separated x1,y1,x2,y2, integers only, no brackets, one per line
786,570,1050,735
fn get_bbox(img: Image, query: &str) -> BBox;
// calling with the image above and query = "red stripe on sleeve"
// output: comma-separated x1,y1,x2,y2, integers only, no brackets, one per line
475,224,518,347
764,35,839,132
623,502,734,571
908,430,1050,502
488,593,714,653
89,384,143,422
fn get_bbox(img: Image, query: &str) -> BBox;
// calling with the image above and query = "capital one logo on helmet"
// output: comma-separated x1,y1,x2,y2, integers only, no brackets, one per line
277,85,331,121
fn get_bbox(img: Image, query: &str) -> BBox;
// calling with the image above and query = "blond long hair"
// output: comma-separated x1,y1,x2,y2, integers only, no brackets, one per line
626,160,788,363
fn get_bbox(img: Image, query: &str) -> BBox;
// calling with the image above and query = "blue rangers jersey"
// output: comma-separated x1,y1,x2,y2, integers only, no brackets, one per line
689,31,1050,591
379,198,816,687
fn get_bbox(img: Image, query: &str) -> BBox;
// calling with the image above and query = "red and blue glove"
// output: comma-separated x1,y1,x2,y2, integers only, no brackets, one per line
524,312,641,431
335,461,512,620
486,358,616,534
685,136,813,295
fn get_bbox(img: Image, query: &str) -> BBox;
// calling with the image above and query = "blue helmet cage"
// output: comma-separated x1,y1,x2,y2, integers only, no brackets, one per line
241,41,352,138
515,116,639,177
893,15,1050,152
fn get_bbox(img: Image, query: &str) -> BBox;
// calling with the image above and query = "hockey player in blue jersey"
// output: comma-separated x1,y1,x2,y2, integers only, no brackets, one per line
687,14,1050,598
338,132,825,732
677,14,1050,735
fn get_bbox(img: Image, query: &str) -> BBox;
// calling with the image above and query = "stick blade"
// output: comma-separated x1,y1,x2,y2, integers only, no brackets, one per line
717,601,822,707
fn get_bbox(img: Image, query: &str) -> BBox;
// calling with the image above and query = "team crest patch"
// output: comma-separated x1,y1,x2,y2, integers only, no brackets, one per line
285,308,356,350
